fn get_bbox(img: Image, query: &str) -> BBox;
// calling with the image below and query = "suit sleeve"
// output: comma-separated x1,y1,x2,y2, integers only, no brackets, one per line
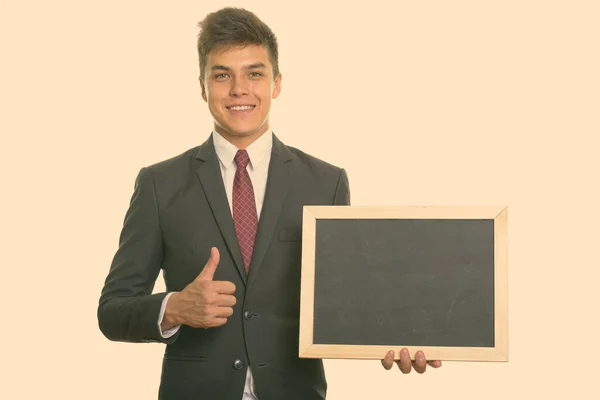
97,167,180,344
333,168,351,206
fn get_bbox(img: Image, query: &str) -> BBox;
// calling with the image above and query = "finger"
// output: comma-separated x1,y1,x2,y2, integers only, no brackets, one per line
396,348,412,374
428,360,442,368
381,350,394,370
211,280,237,295
214,293,237,307
412,351,427,374
205,317,228,328
214,306,234,318
191,316,227,329
197,247,220,281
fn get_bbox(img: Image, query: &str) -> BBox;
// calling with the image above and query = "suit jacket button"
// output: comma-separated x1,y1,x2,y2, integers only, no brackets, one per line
244,310,252,320
233,359,244,370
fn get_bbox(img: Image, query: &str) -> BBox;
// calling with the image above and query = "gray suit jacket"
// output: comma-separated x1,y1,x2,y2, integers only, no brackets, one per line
98,133,351,399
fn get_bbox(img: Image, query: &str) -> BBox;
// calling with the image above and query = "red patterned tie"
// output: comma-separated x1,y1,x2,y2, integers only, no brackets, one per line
233,149,258,274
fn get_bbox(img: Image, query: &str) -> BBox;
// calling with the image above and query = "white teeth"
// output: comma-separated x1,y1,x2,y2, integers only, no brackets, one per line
229,105,254,111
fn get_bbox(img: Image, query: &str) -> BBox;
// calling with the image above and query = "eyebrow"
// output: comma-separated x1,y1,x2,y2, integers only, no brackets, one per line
211,62,267,72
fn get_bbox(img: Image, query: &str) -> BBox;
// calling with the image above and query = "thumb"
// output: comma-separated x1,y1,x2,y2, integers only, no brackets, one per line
197,247,220,281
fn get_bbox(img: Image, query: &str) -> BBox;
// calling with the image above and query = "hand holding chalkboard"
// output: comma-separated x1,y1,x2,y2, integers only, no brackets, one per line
381,348,442,373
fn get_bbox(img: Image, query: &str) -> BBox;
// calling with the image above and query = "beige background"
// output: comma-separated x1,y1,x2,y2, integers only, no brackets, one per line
2,0,598,398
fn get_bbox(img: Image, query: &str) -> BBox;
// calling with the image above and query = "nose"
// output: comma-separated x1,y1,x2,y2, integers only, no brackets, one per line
229,77,249,96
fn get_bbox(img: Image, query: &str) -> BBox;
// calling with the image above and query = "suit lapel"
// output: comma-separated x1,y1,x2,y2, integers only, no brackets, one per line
195,136,248,285
247,134,293,289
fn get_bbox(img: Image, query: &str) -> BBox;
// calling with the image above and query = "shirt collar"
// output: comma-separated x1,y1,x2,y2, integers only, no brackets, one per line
212,129,273,170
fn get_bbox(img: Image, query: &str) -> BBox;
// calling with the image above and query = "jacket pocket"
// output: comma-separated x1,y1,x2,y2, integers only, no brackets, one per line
164,354,207,362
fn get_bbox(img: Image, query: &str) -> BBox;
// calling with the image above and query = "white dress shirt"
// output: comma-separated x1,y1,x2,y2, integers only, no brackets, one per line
157,129,273,399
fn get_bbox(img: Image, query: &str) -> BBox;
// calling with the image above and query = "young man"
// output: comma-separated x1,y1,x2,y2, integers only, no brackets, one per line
98,7,440,400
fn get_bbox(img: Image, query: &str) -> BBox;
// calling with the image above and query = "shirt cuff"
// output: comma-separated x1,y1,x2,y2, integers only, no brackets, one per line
158,292,181,338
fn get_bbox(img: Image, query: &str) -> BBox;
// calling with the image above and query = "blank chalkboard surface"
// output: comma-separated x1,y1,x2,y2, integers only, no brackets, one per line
299,206,508,362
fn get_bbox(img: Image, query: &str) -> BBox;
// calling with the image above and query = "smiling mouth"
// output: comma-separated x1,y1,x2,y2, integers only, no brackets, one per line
227,105,256,111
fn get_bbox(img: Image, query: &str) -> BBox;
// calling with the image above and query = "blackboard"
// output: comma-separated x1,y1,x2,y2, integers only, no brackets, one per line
299,206,508,362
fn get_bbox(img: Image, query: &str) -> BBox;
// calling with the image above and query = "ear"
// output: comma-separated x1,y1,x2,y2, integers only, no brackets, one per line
199,77,207,102
272,72,282,99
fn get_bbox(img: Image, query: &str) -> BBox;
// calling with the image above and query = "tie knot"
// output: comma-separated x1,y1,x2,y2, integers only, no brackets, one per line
234,149,250,169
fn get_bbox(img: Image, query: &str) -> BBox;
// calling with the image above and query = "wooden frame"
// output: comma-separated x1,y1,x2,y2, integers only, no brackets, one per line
299,206,508,362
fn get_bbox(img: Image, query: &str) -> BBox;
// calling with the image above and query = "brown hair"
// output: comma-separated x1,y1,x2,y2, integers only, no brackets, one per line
197,7,279,80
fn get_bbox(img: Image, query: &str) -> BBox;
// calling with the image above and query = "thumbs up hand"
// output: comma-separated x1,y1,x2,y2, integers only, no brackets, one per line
161,247,237,330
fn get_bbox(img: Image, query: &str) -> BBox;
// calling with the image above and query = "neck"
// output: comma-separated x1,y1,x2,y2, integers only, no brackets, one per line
215,125,269,149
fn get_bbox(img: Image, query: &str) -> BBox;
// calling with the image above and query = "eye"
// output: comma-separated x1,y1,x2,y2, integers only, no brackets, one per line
215,73,229,79
250,72,262,77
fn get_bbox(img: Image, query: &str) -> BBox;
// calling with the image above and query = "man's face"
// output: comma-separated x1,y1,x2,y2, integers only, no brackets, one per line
200,44,281,144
